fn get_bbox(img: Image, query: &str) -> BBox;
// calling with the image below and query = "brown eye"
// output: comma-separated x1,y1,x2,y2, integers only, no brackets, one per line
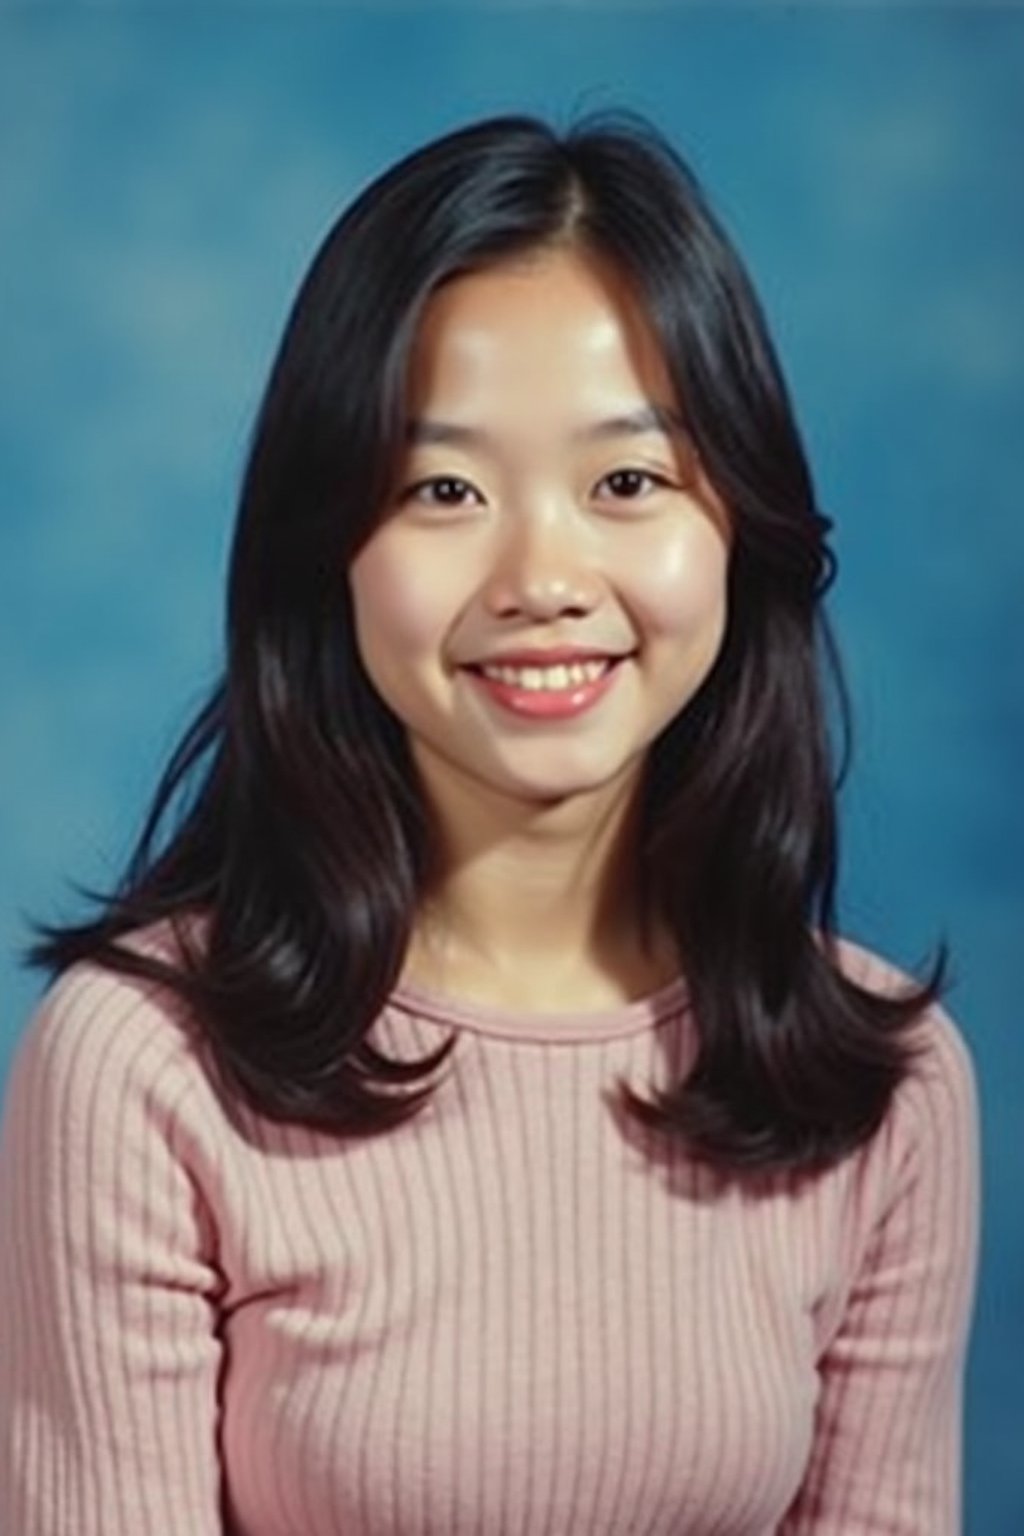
596,468,665,501
407,476,482,507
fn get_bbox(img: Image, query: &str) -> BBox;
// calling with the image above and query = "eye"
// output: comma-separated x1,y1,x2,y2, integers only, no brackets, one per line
403,475,484,508
594,468,669,502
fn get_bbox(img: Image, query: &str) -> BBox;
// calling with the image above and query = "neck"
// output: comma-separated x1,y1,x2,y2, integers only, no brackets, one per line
402,767,678,1010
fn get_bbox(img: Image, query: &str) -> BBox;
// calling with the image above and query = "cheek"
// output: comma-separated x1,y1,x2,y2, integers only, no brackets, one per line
619,519,730,641
349,536,460,677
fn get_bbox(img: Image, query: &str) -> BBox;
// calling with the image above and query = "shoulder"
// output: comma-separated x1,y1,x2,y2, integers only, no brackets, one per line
0,928,230,1373
831,932,977,1092
829,933,980,1183
2,922,216,1159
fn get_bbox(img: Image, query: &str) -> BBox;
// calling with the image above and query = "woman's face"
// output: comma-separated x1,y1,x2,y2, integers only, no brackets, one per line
348,245,731,816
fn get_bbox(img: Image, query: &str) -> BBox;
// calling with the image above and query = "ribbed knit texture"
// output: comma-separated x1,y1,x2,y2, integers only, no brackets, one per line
0,936,979,1535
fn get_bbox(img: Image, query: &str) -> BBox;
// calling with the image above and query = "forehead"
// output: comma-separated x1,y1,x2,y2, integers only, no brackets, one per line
403,246,678,428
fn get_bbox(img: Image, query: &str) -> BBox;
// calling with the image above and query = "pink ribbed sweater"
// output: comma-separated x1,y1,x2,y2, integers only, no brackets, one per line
0,937,979,1535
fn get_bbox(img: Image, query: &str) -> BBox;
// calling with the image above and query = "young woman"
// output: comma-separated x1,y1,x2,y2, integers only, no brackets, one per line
0,113,979,1534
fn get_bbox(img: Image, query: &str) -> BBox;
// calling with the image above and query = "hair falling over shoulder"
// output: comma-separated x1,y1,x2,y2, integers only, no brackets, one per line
29,112,949,1173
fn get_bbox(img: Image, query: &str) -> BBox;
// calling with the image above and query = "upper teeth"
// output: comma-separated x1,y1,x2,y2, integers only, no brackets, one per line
480,660,610,690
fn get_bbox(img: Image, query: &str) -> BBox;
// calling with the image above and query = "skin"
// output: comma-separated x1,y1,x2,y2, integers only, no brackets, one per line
348,245,732,1010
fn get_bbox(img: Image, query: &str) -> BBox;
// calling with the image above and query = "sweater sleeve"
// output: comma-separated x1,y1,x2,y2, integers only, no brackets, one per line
0,966,227,1535
778,1004,981,1535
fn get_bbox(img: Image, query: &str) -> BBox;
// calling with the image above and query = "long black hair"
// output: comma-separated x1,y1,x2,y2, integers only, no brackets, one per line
30,111,948,1172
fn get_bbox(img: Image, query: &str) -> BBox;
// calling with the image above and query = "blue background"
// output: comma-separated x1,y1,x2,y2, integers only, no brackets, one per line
1,6,1021,1530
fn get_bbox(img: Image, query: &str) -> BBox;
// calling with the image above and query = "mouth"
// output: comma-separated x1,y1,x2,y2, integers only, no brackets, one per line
460,654,630,720
467,656,620,693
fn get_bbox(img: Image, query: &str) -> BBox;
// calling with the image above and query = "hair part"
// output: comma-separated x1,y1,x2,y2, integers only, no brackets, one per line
29,110,948,1173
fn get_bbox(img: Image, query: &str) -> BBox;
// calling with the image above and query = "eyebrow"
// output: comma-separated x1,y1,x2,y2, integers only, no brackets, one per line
405,403,688,449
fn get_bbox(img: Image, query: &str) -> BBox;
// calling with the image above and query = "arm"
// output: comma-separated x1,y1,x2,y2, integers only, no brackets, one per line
779,1006,981,1534
0,967,227,1535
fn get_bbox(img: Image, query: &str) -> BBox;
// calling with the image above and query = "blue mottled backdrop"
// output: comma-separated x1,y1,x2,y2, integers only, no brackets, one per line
1,4,1021,1529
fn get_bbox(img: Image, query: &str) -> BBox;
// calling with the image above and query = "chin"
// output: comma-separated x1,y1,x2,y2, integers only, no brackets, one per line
486,760,642,810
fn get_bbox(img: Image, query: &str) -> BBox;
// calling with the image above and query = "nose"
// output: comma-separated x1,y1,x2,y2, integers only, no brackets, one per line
482,504,603,621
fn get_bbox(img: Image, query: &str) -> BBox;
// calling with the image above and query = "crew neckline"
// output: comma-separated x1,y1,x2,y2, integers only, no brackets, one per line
387,972,691,1044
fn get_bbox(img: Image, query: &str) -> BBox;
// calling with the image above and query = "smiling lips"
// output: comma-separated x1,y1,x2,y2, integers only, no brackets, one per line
464,649,627,719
